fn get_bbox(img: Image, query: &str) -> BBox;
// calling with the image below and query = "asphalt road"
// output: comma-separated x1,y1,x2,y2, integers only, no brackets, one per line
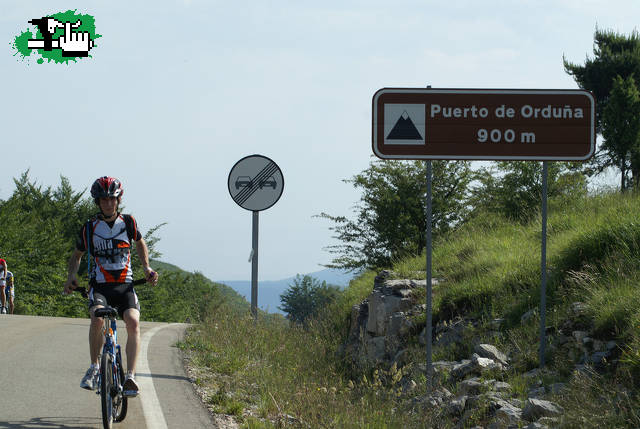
0,314,216,428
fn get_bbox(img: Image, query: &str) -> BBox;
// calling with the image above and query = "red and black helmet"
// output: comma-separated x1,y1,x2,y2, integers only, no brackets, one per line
90,176,124,200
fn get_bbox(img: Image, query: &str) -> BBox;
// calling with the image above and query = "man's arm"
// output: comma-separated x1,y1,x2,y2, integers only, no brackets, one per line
1,261,6,280
135,238,158,285
63,249,84,294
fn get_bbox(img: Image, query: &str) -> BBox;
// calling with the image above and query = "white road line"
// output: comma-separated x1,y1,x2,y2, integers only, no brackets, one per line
137,324,175,429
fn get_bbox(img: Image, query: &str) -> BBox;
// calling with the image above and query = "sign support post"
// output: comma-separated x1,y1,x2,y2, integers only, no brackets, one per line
539,161,548,367
372,87,594,373
425,160,433,387
228,154,285,322
251,211,259,320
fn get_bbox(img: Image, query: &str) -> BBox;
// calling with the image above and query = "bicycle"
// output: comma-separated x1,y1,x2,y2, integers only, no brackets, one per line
72,278,146,429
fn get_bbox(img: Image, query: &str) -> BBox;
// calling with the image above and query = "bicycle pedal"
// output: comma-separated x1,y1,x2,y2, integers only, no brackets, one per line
123,390,139,397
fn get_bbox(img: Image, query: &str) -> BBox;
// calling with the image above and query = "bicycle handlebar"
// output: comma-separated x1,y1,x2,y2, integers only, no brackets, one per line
69,278,148,298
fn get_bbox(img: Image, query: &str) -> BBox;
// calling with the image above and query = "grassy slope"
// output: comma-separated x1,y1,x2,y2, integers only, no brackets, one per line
181,191,640,428
143,259,250,321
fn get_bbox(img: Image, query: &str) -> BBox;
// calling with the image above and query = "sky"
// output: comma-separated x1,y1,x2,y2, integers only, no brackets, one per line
1,0,638,282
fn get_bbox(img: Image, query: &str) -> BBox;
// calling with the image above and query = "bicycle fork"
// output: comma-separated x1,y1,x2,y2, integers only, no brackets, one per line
97,320,124,397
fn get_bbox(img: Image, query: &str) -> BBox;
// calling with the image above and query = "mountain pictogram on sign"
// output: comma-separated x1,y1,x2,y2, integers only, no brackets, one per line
386,111,424,140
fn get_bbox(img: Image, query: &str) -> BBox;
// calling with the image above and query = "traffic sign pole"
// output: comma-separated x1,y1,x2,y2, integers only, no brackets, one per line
228,154,284,321
539,161,548,367
251,211,259,320
425,160,433,387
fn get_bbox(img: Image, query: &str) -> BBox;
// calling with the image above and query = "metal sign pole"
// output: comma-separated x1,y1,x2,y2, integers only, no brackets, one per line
426,160,433,387
539,161,548,367
228,155,284,322
251,210,259,321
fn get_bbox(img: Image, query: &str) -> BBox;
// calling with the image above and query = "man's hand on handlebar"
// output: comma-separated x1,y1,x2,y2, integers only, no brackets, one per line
63,276,79,295
144,267,159,286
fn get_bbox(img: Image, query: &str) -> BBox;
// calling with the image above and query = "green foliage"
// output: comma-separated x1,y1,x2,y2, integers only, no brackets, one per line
602,75,640,190
318,159,473,271
564,28,640,133
0,172,96,317
181,190,640,428
564,28,640,185
559,370,640,427
181,304,441,428
279,274,341,326
470,161,587,222
0,171,248,322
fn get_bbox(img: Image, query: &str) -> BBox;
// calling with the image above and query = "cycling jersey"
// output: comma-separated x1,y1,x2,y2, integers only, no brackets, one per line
0,259,6,286
76,214,142,286
4,271,13,297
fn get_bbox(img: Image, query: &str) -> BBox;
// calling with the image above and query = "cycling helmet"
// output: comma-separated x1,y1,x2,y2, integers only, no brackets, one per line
90,176,124,200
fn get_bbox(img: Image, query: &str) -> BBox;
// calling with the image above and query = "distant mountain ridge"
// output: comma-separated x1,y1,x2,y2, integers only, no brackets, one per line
218,268,356,314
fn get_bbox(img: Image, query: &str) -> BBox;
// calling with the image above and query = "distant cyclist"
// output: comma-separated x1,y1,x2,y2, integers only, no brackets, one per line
0,258,7,314
63,176,158,394
4,271,14,314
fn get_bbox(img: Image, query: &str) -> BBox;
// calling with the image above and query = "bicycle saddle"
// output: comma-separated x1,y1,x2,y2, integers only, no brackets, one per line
94,306,118,318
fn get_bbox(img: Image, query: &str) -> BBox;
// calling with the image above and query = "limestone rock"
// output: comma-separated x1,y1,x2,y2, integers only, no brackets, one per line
475,343,509,366
495,403,523,426
459,378,483,396
448,396,467,416
522,398,564,420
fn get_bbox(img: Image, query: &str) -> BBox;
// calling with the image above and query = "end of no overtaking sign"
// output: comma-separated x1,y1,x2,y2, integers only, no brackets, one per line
228,154,284,211
372,88,595,161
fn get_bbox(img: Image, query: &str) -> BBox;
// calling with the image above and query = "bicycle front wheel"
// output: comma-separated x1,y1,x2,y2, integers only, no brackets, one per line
113,349,128,422
100,352,114,429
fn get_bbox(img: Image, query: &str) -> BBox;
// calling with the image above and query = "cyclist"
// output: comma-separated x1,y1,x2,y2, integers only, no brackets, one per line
63,176,158,395
4,271,14,314
0,258,7,314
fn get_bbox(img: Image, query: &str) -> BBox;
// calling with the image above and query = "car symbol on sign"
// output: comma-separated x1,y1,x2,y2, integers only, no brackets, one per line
235,176,253,189
259,176,277,189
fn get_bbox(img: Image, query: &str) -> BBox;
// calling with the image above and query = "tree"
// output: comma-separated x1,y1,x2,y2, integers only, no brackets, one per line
564,28,640,185
469,162,587,221
601,75,640,190
318,159,473,271
279,275,341,325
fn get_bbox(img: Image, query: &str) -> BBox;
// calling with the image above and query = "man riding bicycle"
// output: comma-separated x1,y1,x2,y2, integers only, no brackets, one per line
0,258,7,314
4,271,14,314
63,176,158,395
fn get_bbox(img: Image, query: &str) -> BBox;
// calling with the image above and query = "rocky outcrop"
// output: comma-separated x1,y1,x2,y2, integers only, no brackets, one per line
412,348,565,428
341,274,631,428
343,270,426,365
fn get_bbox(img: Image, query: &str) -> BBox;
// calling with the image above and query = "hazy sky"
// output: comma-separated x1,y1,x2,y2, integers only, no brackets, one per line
1,1,638,281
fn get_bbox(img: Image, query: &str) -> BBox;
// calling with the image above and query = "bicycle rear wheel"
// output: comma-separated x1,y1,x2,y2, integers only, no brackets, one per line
113,349,128,422
100,352,114,429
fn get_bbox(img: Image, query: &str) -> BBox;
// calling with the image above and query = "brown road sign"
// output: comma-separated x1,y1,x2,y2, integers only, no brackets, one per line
372,88,595,161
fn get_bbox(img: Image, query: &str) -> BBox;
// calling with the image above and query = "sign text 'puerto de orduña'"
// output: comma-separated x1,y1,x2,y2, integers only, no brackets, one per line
372,88,595,161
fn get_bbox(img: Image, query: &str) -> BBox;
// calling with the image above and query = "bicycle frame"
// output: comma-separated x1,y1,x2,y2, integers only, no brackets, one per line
97,313,121,395
94,307,128,428
68,279,148,428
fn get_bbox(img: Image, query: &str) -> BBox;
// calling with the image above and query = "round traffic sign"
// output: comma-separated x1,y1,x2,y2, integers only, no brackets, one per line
228,154,284,211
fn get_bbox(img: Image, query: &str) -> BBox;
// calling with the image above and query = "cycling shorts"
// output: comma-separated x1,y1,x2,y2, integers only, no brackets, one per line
89,283,140,318
0,279,5,287
5,286,13,298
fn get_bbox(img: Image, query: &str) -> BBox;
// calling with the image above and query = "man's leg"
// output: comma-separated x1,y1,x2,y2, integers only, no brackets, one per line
8,291,14,314
0,285,5,312
89,306,105,365
122,308,141,375
80,306,105,390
